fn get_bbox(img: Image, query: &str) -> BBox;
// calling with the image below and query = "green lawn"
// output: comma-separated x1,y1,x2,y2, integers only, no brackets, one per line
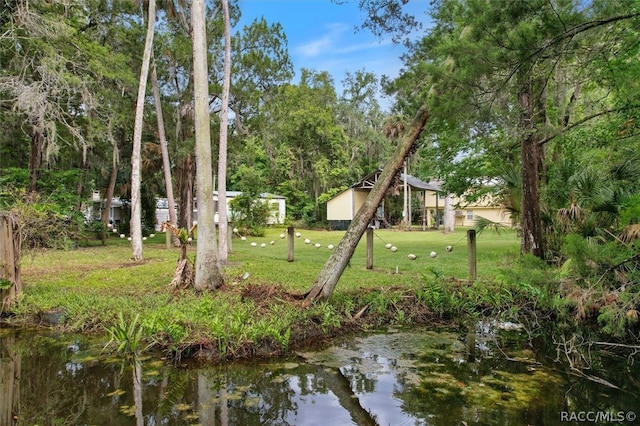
13,226,521,360
228,227,520,291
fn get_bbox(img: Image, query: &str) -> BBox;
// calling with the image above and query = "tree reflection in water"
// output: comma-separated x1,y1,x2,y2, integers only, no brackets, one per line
1,323,639,425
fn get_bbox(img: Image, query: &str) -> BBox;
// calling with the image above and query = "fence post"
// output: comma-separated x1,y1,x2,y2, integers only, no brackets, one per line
287,226,294,262
366,227,374,270
467,229,477,281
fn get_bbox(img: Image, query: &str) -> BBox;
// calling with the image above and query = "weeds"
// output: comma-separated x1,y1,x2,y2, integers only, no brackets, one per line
104,312,146,358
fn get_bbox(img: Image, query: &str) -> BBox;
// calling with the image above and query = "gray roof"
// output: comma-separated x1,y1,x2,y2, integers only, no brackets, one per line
350,168,441,192
400,173,441,191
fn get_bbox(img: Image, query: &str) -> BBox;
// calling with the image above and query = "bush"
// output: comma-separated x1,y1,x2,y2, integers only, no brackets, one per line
5,190,84,250
229,193,271,236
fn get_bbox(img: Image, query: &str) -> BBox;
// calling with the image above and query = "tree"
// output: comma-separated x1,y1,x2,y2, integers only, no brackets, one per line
130,0,156,261
150,58,178,246
337,69,389,173
304,105,430,303
257,70,354,223
380,0,640,259
191,0,224,291
217,0,231,263
0,0,133,199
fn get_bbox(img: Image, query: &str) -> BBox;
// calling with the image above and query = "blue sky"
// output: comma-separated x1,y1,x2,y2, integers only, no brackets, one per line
236,0,428,106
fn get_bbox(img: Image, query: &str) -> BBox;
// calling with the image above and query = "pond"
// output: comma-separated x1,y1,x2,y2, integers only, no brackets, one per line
1,321,639,425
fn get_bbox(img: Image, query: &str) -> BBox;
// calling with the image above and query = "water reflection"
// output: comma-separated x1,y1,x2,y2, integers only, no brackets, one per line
1,322,638,425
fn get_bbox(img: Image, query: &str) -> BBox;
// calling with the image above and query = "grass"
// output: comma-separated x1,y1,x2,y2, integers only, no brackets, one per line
228,227,519,289
12,226,521,361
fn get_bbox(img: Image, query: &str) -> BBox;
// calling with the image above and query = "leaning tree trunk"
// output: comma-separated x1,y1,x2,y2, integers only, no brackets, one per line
151,58,179,247
518,74,545,259
304,105,430,304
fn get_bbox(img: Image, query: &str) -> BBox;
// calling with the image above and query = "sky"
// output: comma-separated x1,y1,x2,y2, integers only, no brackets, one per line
235,0,428,108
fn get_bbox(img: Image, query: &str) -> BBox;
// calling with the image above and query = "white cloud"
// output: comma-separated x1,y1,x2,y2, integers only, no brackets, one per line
294,22,350,58
335,38,393,55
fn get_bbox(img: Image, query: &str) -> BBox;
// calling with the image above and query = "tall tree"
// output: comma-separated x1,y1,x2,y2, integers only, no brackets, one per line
378,0,640,259
191,0,224,290
130,0,157,261
217,0,231,262
150,58,178,246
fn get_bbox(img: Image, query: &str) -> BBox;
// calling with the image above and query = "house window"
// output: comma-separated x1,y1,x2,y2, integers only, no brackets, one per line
466,210,474,220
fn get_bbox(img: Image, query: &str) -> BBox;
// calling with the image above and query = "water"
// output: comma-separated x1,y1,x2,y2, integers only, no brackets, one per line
1,321,639,425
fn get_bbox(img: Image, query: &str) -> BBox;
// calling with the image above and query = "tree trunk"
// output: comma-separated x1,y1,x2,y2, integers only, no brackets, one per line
443,194,454,232
0,213,21,314
304,105,430,304
100,158,119,244
519,74,545,258
76,142,88,212
217,0,231,264
28,122,44,193
130,0,156,261
192,0,224,291
151,58,179,246
177,154,194,230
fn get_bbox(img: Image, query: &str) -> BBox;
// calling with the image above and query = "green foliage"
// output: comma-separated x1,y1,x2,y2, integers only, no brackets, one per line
417,270,475,317
0,278,13,290
104,312,146,357
228,165,271,236
317,302,343,333
82,221,107,241
557,231,640,337
3,190,85,250
229,194,271,237
620,194,640,226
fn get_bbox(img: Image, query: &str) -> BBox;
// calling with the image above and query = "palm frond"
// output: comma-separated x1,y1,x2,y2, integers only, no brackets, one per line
474,216,506,235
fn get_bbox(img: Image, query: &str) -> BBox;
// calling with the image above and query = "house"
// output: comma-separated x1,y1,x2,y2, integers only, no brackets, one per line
326,169,442,230
91,191,286,231
424,191,513,228
326,169,512,230
85,196,126,226
156,191,286,230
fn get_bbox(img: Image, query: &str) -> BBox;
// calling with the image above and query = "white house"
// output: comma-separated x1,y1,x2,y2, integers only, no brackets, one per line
156,191,286,230
90,191,286,231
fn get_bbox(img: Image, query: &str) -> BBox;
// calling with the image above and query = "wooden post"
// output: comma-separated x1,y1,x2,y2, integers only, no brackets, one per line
366,227,373,269
287,226,294,262
467,229,477,281
0,213,21,313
